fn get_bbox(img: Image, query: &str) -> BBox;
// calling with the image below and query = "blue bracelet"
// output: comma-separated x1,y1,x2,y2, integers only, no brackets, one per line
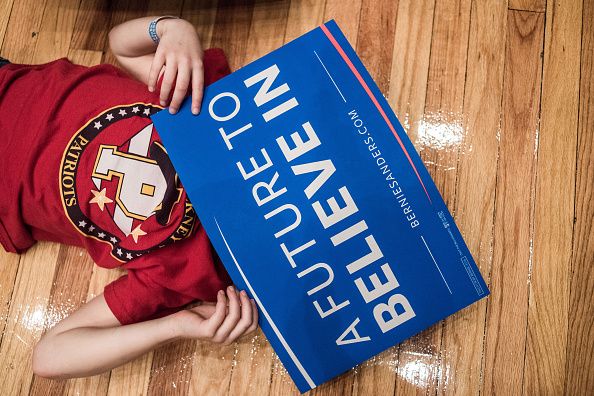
148,16,179,45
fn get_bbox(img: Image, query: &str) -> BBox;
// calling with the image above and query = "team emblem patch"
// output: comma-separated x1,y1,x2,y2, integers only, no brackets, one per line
59,103,197,262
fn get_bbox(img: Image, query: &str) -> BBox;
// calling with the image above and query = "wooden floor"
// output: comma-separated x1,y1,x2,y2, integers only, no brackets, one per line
0,0,593,395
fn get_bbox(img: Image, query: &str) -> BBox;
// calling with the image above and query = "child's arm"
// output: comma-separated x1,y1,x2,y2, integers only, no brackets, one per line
32,286,257,379
108,16,204,115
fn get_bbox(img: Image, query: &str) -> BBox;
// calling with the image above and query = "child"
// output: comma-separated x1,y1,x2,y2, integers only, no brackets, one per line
0,16,258,379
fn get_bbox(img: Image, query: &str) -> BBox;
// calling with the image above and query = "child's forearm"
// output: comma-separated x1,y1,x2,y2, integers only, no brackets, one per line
108,16,165,58
33,315,178,379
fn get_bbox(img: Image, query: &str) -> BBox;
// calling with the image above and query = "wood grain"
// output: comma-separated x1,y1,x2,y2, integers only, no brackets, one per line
565,0,594,393
387,0,435,144
210,0,255,71
0,252,20,349
0,0,47,62
324,0,362,45
394,0,471,394
0,242,60,395
523,0,583,393
508,0,545,13
69,0,111,52
438,0,507,395
32,0,81,64
481,9,544,395
183,0,219,49
0,0,14,50
284,0,327,43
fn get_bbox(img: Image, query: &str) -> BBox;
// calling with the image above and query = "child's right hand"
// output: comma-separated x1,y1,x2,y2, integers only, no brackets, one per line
147,18,205,115
172,286,259,344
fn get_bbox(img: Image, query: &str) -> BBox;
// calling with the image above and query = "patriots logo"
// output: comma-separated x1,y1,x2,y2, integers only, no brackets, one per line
59,103,197,262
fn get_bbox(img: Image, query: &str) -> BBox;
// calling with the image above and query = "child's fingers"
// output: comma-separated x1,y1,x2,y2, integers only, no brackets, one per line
191,61,204,115
223,290,253,344
247,299,258,333
148,53,165,92
212,286,241,343
159,61,178,106
169,63,190,114
204,290,226,336
191,303,216,318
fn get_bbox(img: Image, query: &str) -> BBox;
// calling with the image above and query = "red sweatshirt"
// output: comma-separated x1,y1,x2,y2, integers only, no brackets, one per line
0,49,232,324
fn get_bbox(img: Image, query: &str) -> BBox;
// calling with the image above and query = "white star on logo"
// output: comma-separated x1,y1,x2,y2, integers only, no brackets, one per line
106,113,114,121
126,253,133,260
94,121,102,130
110,236,117,243
143,108,151,116
98,232,105,238
117,248,122,256
119,109,127,116
78,220,87,227
88,225,95,232
132,106,140,113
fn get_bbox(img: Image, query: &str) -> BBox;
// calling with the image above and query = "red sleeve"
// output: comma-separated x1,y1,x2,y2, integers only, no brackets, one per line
104,225,231,325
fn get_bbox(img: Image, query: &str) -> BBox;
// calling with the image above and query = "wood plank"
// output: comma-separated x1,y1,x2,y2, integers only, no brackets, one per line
565,0,594,393
394,0,471,394
65,265,123,396
107,351,153,396
355,0,398,94
228,330,275,396
283,0,327,43
387,0,435,143
32,0,80,64
182,0,219,49
186,341,236,396
508,0,545,13
437,0,506,394
69,0,111,51
0,0,47,62
29,246,95,396
210,0,255,71
481,9,544,395
0,0,15,50
242,0,290,64
0,242,61,395
0,252,20,348
523,0,582,393
324,0,362,45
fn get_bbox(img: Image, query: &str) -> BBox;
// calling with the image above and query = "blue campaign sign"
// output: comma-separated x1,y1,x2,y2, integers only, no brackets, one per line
151,20,489,393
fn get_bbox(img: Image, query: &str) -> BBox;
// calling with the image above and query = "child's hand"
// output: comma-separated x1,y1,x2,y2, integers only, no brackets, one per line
172,286,259,344
148,18,204,115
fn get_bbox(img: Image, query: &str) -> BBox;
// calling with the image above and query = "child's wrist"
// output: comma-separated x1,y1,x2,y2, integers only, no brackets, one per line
160,313,183,340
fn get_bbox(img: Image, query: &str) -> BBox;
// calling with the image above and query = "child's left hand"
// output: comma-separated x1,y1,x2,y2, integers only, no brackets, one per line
147,18,205,115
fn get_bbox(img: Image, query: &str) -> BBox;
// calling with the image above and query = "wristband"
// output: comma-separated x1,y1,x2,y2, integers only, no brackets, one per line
148,16,179,45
